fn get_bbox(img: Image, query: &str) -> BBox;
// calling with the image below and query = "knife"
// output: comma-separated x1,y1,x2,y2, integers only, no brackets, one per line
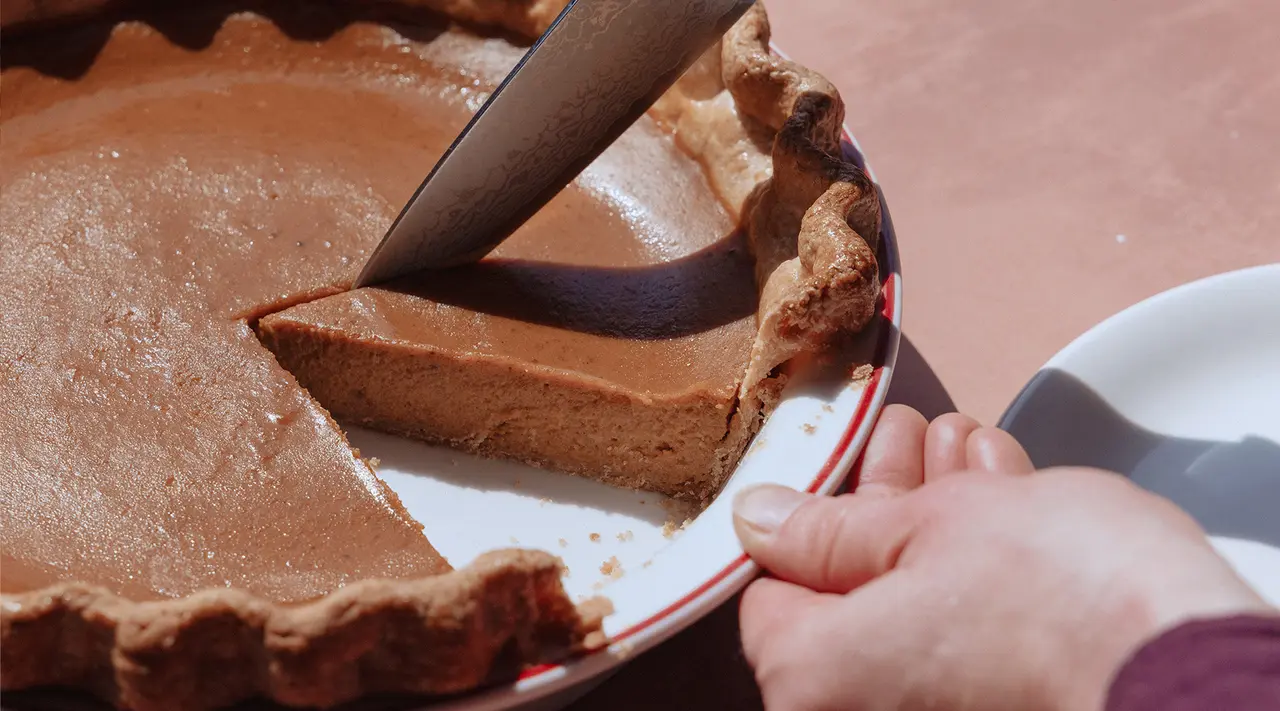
354,0,755,288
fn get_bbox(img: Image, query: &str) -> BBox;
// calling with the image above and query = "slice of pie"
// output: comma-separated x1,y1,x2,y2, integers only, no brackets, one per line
255,0,882,503
0,1,881,709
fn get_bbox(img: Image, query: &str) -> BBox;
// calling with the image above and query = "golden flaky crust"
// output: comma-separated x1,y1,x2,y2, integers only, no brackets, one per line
1,0,878,708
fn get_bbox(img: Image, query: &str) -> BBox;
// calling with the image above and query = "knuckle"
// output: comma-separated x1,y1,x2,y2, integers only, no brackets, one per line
934,411,979,432
913,472,1017,523
738,582,776,655
809,497,894,588
780,496,843,545
754,639,831,711
793,499,861,584
917,473,986,508
817,509,851,588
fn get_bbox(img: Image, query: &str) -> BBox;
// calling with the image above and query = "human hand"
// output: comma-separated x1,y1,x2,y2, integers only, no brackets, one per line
735,405,1271,711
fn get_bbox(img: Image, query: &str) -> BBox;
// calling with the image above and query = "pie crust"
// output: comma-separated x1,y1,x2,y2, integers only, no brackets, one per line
0,1,881,708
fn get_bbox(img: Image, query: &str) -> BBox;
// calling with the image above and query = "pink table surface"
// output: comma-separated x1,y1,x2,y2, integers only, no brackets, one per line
573,0,1279,708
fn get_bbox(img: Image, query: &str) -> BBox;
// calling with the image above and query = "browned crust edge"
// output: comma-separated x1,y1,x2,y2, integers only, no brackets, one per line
693,3,883,495
0,0,878,708
2,550,609,710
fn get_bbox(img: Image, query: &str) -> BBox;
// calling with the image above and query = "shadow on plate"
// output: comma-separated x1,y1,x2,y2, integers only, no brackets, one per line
781,311,884,400
345,426,684,528
1000,368,1280,550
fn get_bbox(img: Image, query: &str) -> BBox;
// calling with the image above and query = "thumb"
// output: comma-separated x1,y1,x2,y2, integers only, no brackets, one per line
732,484,918,594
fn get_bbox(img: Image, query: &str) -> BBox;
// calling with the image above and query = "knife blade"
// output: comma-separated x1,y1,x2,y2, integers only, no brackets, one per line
354,0,755,288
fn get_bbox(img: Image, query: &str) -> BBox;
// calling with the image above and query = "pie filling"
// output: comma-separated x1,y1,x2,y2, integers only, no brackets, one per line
2,5,747,602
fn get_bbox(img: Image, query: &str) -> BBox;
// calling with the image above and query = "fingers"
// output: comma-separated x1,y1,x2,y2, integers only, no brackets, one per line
733,484,918,593
923,413,1036,479
856,404,928,496
739,577,832,670
733,405,1033,594
924,412,981,478
967,428,1035,475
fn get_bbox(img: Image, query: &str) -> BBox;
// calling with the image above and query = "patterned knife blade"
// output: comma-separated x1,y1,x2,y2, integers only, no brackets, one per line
354,0,755,287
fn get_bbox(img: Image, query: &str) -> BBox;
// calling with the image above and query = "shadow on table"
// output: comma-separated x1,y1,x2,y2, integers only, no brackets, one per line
999,368,1280,549
567,592,762,711
885,333,958,420
0,690,419,711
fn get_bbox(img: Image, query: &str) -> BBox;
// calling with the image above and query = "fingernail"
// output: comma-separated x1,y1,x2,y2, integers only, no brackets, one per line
733,484,809,535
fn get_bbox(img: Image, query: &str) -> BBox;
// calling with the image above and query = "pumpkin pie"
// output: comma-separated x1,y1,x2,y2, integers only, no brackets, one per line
0,1,881,709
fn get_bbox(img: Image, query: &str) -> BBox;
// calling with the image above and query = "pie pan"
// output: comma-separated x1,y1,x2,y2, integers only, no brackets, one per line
0,4,902,707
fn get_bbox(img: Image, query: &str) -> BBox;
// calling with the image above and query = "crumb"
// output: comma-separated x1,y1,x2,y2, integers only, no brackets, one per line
748,437,768,454
614,640,636,659
589,533,601,543
449,458,459,467
512,477,522,488
849,363,874,382
658,497,696,518
592,581,605,591
642,559,653,569
616,530,634,542
658,499,698,539
539,497,552,506
367,457,381,469
802,423,817,434
639,499,646,505
599,556,624,579
508,536,519,545
822,403,834,413
558,538,568,548
562,566,571,578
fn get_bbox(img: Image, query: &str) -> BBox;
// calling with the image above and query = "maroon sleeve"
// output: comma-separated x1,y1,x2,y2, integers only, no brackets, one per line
1106,614,1280,711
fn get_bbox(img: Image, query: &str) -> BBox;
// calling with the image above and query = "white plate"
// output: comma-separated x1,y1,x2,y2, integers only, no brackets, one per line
1000,264,1280,608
